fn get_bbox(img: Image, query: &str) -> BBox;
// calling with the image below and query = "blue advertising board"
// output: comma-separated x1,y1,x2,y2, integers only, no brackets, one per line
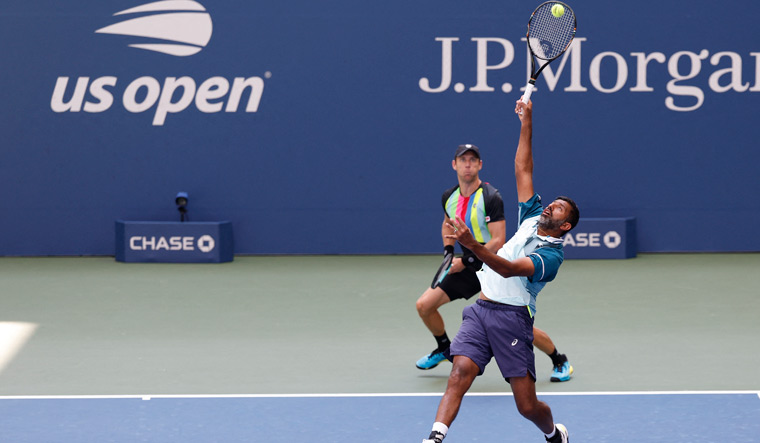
0,1,758,255
115,221,233,263
562,218,636,260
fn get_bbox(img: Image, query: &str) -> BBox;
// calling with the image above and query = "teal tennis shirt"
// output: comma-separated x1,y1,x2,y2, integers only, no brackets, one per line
477,194,564,316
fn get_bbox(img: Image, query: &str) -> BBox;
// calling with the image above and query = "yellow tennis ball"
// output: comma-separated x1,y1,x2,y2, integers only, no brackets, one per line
551,3,565,18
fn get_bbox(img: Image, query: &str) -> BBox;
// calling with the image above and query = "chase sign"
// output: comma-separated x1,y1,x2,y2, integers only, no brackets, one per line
115,221,233,263
562,218,636,259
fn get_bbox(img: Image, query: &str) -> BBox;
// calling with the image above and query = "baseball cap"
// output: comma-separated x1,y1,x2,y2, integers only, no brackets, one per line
455,144,480,159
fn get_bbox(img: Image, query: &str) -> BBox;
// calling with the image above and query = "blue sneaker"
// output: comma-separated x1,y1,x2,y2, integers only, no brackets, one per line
416,349,447,370
550,361,574,382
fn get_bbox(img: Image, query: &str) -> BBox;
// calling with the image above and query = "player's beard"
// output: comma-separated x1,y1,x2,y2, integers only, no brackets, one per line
537,214,563,232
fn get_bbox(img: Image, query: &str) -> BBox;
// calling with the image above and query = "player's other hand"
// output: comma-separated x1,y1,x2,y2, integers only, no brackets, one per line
445,216,477,249
449,257,465,274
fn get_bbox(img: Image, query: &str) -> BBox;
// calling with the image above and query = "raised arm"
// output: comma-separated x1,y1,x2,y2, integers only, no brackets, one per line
514,100,535,203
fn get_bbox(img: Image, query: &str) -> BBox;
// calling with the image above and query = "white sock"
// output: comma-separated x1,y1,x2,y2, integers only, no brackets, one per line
432,422,449,436
544,426,557,439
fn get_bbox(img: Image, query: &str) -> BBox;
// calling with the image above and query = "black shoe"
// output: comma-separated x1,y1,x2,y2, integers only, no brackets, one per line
423,431,445,443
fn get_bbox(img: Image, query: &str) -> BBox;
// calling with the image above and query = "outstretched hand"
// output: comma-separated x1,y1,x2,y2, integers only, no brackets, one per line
515,98,532,122
444,216,478,249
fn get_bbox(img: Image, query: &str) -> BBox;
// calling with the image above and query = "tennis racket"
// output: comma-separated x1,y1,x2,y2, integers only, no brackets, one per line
430,250,454,289
521,2,577,104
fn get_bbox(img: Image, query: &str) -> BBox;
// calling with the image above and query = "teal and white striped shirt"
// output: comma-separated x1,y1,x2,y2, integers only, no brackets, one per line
477,194,564,316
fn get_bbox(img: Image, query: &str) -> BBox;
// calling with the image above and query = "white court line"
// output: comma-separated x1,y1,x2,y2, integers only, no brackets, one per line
0,322,37,374
0,390,759,401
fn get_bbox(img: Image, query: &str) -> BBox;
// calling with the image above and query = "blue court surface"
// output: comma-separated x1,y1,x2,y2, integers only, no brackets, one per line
1,391,758,442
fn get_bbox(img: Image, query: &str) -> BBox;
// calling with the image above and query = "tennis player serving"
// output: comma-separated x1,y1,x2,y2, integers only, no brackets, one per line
422,98,579,443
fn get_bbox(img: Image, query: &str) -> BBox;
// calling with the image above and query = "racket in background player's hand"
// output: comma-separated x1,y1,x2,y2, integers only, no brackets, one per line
521,1,576,104
431,249,454,289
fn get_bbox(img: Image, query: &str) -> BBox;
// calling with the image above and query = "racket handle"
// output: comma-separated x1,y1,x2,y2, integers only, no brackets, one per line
521,82,535,104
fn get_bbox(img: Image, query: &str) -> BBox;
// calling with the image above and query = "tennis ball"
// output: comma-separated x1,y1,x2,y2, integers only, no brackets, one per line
551,3,565,18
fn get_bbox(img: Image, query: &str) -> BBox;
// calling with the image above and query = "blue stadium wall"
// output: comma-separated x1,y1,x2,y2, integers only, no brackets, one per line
1,0,758,255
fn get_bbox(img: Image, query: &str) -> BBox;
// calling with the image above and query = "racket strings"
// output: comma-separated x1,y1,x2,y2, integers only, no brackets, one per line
528,4,575,60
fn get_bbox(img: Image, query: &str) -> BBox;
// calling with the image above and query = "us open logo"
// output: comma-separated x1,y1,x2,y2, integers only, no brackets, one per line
95,0,213,57
50,0,268,126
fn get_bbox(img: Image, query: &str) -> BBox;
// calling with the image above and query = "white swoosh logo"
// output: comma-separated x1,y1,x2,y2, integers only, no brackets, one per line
96,1,213,57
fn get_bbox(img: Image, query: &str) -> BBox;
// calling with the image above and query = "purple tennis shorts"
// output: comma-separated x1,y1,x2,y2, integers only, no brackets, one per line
449,299,536,381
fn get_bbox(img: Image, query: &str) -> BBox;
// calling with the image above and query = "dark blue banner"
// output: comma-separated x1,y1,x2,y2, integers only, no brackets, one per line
562,218,636,259
115,221,233,263
1,1,758,254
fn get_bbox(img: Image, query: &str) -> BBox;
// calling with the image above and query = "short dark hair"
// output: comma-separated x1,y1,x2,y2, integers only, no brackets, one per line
555,196,580,231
